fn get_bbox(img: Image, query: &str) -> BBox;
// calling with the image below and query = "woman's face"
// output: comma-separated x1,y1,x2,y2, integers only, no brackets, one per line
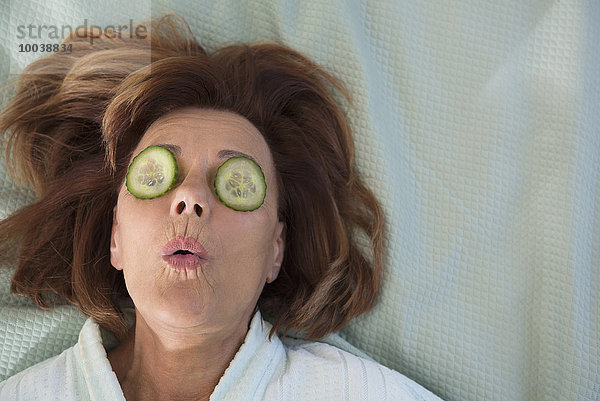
110,107,285,333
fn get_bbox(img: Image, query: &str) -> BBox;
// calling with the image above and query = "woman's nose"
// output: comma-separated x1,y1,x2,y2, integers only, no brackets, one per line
170,174,211,218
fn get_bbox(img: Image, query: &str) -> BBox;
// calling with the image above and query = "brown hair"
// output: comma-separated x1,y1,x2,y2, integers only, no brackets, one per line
0,15,384,342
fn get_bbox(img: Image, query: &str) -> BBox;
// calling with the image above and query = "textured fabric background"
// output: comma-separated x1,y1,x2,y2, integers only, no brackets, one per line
1,1,599,400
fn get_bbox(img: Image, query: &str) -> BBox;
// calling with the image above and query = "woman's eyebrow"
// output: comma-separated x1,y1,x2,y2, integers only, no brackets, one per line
155,143,259,165
217,149,259,165
156,143,182,157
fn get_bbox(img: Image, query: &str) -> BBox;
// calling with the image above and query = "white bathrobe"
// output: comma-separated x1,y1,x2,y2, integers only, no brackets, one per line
0,310,443,400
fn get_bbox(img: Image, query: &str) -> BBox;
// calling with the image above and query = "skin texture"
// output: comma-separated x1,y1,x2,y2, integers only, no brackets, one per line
107,108,285,401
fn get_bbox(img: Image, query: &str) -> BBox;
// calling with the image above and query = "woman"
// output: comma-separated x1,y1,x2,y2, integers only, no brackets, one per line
0,15,442,401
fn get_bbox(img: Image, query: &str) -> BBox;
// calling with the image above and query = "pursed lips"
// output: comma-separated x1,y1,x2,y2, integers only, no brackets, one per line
161,235,209,270
161,235,209,258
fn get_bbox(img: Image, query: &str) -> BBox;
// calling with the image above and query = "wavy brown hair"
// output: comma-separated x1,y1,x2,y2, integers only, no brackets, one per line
0,15,384,342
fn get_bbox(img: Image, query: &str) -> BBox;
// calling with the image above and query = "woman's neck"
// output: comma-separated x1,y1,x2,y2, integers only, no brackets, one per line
107,314,249,401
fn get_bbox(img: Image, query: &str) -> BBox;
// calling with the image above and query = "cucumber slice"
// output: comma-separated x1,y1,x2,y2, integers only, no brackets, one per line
126,145,178,199
214,157,266,211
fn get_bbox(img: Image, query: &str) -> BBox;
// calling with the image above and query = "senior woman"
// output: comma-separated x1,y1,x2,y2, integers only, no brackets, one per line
0,15,443,401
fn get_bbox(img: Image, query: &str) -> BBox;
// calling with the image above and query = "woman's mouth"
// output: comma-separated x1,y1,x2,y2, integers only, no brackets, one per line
161,236,209,270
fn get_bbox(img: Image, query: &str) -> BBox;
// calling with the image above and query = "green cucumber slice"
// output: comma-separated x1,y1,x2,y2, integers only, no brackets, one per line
126,145,178,199
214,157,266,211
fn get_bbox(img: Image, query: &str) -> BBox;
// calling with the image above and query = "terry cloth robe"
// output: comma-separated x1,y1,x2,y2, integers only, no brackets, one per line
0,309,443,400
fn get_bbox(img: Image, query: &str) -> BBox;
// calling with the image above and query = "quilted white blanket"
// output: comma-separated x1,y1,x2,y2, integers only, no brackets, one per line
1,1,598,401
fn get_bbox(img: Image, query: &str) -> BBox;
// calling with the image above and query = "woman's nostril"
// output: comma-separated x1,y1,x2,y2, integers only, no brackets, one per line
175,201,202,216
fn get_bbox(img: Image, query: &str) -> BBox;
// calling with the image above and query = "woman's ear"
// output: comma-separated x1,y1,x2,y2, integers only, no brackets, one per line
267,221,285,284
110,205,124,271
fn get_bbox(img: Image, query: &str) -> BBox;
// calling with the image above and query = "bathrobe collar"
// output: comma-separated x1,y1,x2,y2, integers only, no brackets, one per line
78,309,285,401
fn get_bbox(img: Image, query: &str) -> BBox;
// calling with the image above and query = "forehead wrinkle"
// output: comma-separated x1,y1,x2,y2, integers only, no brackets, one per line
146,109,255,137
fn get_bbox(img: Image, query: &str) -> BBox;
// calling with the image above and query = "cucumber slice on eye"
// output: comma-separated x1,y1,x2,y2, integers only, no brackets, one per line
126,145,178,199
214,156,266,211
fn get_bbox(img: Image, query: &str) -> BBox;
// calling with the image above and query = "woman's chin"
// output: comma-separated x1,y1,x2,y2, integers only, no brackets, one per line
130,286,214,327
149,300,214,329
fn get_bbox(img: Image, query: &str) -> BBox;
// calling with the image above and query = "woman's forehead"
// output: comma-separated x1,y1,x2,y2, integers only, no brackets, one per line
139,108,272,167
